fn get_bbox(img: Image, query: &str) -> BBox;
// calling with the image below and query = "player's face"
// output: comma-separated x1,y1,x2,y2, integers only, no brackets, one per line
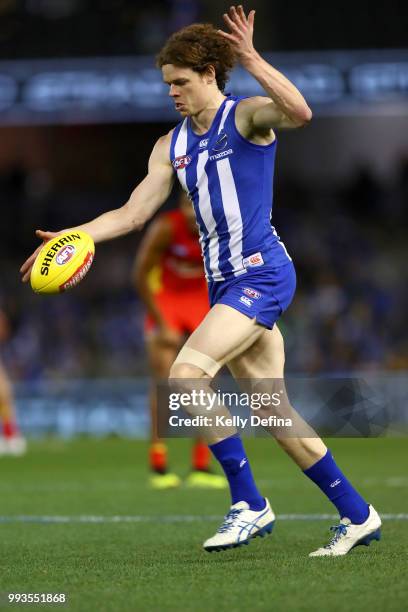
162,64,211,117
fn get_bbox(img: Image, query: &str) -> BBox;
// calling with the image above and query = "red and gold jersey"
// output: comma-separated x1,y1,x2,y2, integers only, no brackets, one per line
149,209,206,294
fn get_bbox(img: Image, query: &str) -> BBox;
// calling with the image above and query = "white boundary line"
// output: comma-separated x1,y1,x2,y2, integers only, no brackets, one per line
0,514,407,524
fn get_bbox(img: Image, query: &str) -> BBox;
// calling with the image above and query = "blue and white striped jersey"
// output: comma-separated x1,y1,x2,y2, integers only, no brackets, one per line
170,95,291,282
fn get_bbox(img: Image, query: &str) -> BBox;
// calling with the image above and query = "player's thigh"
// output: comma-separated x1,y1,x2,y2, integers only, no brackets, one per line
183,303,265,366
227,324,285,379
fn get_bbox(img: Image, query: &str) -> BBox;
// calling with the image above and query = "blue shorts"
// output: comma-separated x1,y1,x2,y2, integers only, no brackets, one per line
208,261,296,329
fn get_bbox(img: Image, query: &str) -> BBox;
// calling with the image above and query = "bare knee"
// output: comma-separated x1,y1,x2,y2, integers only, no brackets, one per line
169,362,207,380
168,362,213,418
169,362,210,402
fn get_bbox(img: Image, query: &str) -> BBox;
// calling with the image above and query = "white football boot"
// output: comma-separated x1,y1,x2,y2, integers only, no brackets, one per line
309,504,381,557
203,498,275,552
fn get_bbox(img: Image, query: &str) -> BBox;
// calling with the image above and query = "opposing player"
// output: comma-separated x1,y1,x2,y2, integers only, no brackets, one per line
0,308,27,456
134,191,225,489
21,6,381,556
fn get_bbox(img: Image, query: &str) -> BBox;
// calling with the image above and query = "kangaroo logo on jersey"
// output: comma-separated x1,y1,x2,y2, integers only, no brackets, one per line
172,155,192,170
212,131,228,152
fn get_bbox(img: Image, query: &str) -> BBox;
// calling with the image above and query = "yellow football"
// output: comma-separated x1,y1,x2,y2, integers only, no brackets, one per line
30,230,95,295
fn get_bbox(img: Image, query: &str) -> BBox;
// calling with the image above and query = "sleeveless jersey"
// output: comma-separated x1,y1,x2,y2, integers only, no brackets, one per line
151,209,206,293
170,95,291,282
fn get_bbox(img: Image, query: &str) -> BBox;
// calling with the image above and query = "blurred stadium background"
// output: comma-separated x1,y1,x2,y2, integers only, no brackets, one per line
0,0,407,434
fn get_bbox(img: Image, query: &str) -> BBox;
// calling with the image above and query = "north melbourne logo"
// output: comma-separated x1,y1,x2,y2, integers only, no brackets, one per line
213,131,228,151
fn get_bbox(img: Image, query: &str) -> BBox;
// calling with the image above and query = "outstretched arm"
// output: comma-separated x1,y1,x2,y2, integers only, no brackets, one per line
219,5,312,132
74,134,174,242
20,132,175,282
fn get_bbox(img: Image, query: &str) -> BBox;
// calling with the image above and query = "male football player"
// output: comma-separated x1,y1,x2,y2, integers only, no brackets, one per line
21,6,381,556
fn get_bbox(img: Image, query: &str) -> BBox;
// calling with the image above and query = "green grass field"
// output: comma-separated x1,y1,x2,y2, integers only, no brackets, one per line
0,437,407,611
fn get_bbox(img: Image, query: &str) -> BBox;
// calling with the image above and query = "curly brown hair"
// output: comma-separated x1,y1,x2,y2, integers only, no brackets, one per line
156,23,237,92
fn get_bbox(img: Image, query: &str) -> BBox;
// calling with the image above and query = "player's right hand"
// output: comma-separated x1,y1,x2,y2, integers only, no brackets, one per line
20,229,62,283
218,5,256,63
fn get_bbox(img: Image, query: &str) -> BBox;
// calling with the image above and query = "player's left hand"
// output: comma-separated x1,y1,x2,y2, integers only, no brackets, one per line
20,229,62,283
218,5,256,63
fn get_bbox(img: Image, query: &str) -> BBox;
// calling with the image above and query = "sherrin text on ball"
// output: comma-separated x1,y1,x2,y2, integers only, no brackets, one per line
30,230,95,294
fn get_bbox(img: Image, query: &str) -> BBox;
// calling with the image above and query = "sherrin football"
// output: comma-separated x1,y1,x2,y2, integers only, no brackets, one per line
30,230,95,294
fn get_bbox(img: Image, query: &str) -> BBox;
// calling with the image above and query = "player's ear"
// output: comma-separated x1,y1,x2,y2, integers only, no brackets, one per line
203,64,216,85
